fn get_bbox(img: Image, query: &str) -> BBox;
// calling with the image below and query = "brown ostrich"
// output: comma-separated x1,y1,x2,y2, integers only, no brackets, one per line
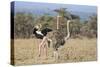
47,15,72,60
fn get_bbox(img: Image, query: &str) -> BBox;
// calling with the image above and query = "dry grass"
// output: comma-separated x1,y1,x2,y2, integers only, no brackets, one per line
12,38,97,65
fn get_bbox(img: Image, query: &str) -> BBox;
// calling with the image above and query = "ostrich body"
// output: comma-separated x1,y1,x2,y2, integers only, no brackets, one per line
49,19,71,60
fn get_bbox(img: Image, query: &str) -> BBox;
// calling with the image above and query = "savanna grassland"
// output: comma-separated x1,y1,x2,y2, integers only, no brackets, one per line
13,38,97,65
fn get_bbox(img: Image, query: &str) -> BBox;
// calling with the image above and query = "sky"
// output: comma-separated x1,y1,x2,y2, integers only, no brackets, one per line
11,1,97,21
14,1,97,13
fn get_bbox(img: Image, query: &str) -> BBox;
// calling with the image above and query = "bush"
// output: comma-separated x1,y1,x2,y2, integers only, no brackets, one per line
14,13,34,38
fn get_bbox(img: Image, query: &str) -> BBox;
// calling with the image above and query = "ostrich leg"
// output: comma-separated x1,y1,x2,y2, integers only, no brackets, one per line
43,39,48,57
53,50,59,61
38,37,47,57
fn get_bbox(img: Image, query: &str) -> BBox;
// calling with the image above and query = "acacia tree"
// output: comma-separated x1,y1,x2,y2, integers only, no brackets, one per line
54,8,71,18
54,8,81,38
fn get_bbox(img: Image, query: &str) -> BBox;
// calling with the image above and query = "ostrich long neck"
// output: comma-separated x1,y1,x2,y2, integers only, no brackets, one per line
65,20,70,41
57,15,61,30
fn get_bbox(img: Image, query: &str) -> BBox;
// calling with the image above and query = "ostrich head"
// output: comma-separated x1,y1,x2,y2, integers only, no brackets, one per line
34,24,42,30
33,24,42,34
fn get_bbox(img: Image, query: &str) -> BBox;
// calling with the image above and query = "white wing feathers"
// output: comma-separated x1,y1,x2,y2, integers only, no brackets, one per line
36,31,44,36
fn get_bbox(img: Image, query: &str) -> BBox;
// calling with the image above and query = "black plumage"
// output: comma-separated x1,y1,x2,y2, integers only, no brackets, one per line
33,27,52,39
41,28,52,36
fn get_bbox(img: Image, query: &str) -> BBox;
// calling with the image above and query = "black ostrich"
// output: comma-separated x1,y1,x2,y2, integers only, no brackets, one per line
33,25,52,57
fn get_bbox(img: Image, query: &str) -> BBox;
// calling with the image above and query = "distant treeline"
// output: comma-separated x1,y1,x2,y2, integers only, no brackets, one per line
13,8,97,39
